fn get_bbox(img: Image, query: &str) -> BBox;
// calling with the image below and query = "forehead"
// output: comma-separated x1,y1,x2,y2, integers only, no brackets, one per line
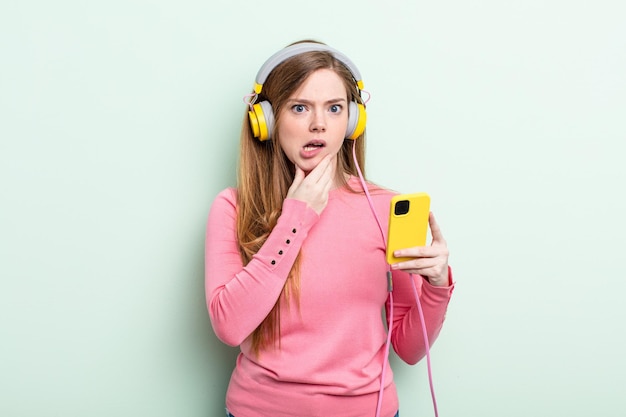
290,68,348,99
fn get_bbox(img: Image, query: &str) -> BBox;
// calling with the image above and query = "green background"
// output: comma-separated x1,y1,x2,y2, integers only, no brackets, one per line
2,0,625,415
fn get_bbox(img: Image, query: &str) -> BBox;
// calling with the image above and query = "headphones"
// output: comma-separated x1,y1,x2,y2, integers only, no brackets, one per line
247,43,367,142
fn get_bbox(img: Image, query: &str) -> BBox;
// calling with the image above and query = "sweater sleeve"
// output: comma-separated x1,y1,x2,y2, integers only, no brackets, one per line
387,267,455,365
205,189,320,346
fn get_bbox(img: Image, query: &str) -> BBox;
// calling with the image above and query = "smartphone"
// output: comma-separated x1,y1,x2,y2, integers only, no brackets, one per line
386,192,431,264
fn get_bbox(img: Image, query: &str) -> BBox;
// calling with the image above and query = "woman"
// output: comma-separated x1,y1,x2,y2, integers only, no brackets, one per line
205,40,454,417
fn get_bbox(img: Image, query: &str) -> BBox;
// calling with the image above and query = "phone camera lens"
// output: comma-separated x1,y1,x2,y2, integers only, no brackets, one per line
394,200,410,216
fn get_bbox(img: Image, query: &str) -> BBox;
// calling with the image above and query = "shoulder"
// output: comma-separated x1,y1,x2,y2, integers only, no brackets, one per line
341,176,398,214
208,187,238,220
368,183,398,198
345,176,398,197
212,187,237,205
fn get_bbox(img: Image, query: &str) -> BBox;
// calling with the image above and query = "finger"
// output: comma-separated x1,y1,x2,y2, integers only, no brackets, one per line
392,262,443,277
319,155,336,189
391,257,449,280
394,246,438,259
304,154,334,184
320,172,334,196
429,212,447,245
401,267,449,286
288,165,306,195
294,165,306,184
392,257,440,271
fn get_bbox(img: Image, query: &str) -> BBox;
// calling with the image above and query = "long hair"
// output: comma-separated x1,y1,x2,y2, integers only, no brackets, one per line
236,41,368,355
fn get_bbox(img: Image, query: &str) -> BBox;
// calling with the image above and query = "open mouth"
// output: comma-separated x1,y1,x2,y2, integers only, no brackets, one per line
303,140,325,151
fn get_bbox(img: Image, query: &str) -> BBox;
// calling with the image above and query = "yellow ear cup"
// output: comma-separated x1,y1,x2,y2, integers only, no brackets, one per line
248,108,260,139
248,101,274,141
346,102,367,140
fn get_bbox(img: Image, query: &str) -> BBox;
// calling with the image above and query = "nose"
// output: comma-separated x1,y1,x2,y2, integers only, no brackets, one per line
309,110,326,132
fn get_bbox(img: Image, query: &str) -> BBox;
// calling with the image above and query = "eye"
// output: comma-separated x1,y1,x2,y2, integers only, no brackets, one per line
329,104,342,113
292,104,306,113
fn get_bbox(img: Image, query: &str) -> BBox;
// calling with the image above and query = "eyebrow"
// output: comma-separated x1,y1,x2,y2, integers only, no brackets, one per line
285,98,348,105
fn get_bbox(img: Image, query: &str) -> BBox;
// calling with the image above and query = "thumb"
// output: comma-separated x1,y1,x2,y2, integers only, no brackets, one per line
288,165,305,195
293,165,305,184
429,212,447,245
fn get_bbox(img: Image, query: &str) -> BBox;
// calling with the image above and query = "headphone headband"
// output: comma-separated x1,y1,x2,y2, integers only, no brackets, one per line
253,43,364,94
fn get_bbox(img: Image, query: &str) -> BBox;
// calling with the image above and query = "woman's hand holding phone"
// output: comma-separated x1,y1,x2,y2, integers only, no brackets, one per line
391,212,449,287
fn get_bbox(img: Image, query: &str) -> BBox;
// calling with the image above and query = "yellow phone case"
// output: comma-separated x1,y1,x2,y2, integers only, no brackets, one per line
386,192,431,264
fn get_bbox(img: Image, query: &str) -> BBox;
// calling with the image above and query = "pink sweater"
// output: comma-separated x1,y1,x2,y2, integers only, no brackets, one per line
205,178,454,417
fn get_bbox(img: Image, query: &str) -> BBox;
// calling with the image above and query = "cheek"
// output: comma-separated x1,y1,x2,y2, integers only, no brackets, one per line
276,135,296,162
281,147,295,163
277,118,301,141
